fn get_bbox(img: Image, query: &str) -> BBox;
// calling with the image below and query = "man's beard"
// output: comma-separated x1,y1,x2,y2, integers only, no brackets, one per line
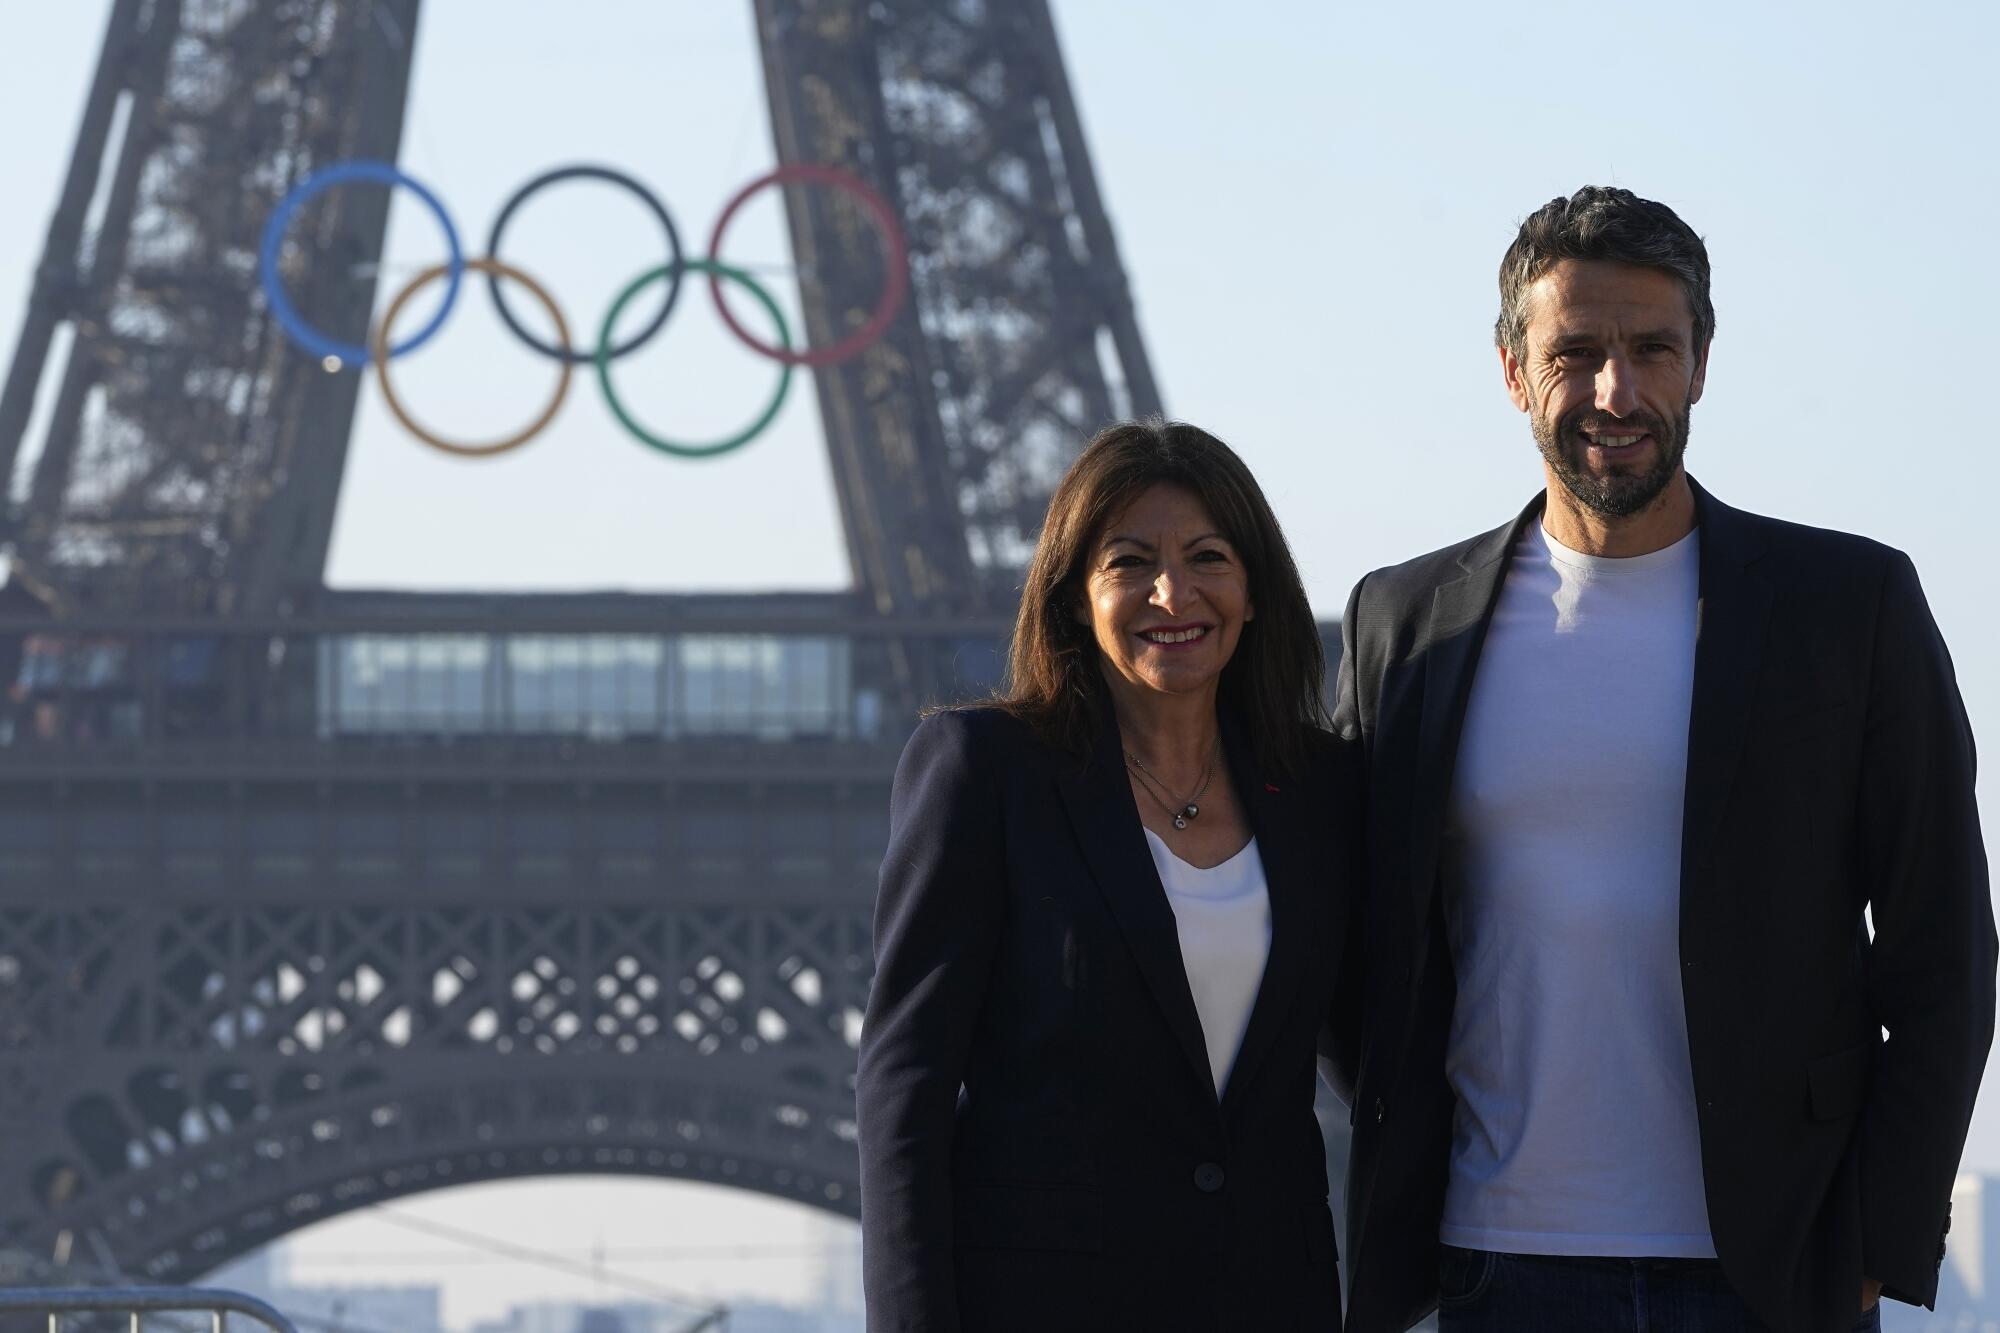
1530,395,1692,519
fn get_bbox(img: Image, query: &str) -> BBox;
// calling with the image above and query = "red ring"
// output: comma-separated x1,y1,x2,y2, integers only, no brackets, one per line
705,163,909,368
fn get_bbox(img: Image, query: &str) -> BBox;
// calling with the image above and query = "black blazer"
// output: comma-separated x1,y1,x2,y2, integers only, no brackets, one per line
1334,479,1996,1333
857,705,1361,1333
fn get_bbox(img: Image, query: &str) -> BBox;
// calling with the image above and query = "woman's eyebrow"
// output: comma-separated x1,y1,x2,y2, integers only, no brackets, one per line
1103,532,1225,549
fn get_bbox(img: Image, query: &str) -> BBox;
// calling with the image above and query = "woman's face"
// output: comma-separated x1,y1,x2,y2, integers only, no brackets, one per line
1076,483,1254,704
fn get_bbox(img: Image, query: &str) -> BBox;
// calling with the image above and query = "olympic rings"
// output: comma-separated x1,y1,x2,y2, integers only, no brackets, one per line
485,164,683,366
373,258,574,458
261,157,909,460
260,160,464,369
705,163,910,369
596,260,793,460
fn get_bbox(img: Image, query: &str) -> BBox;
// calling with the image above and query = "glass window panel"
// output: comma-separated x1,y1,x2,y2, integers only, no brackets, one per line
316,631,845,741
509,635,591,733
673,635,848,738
583,638,621,716
325,635,489,735
948,636,1007,700
13,635,64,691
412,635,488,731
507,636,550,728
546,639,583,722
621,636,664,726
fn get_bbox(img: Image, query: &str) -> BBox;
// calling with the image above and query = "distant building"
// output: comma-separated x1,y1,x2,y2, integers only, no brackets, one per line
204,1244,442,1333
270,1283,443,1333
1882,1172,2000,1332
806,1214,863,1320
466,1300,695,1333
723,1304,863,1333
575,1309,637,1333
465,1299,858,1333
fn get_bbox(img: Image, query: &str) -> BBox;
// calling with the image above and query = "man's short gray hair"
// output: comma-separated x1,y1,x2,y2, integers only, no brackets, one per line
1496,186,1715,357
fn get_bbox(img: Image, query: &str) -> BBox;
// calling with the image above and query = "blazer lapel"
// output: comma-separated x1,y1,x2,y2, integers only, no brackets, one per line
1679,477,1773,882
1217,716,1313,1116
1056,715,1215,1097
1406,494,1543,938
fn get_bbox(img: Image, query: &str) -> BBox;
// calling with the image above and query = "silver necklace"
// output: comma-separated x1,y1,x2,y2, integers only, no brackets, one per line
1124,741,1217,831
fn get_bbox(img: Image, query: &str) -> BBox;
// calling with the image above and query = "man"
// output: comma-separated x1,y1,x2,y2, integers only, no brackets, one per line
1334,186,1995,1332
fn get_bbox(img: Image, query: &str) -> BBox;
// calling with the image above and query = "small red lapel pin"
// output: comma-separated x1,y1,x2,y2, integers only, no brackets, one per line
1264,783,1281,794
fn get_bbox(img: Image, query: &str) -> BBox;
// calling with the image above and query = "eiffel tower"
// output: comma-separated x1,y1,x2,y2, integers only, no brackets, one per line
0,0,1338,1287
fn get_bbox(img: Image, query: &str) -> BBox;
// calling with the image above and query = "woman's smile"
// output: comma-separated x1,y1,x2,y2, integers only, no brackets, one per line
1138,622,1213,648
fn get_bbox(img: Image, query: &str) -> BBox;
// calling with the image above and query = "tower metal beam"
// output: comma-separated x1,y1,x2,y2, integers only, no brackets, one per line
0,0,423,615
756,0,1161,613
0,0,1224,1284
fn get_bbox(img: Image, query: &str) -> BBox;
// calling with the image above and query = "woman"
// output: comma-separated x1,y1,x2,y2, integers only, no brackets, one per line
857,418,1362,1331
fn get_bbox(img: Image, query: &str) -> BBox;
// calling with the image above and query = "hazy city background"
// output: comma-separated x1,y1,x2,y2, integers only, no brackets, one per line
3,1,1995,1329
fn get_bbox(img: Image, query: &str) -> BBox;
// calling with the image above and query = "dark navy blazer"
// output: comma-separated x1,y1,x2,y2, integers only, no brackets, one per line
1335,480,1995,1333
857,704,1362,1333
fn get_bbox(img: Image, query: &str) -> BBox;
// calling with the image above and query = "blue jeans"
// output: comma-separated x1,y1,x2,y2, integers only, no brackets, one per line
1435,1245,1883,1332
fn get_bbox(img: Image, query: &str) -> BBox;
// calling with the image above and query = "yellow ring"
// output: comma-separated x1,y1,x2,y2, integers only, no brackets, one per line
370,257,573,458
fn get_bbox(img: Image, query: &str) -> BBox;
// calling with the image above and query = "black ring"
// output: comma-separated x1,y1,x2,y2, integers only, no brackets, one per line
484,164,685,365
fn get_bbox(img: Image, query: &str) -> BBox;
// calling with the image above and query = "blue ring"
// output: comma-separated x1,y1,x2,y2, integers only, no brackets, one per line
258,159,463,369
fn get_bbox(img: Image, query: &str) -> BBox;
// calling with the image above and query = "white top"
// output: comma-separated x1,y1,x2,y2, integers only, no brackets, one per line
1440,522,1713,1258
1144,828,1272,1096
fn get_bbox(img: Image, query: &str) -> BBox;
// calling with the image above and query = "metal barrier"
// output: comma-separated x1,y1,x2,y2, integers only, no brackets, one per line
0,1288,299,1332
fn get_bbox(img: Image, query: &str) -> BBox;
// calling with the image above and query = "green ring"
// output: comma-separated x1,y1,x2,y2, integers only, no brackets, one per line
595,258,793,459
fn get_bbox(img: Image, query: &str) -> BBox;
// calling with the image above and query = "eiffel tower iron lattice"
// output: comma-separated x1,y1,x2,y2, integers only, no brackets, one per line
0,0,1345,1288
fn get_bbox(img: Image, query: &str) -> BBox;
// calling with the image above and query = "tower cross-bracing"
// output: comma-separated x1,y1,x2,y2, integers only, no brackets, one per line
0,0,1344,1288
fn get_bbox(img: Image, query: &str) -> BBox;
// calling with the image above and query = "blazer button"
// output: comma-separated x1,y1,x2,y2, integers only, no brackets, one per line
1193,1162,1226,1193
1375,1098,1385,1124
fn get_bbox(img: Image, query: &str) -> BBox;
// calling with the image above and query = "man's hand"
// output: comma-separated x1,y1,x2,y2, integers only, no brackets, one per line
1862,1277,1883,1312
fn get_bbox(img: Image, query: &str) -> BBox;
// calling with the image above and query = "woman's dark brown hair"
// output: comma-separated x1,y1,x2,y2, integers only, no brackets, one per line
997,417,1329,779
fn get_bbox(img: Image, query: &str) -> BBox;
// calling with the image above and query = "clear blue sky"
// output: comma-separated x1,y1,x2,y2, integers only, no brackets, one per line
3,1,1996,1324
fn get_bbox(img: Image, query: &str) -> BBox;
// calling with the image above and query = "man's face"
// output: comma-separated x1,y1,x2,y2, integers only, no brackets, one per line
1500,259,1709,518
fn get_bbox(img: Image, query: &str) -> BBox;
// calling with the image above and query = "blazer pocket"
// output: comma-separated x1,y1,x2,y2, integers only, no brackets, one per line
956,1183,1104,1253
1806,1042,1875,1121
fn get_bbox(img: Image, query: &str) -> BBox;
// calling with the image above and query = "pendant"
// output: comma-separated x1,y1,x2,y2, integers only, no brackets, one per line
1172,813,1188,830
1182,802,1199,822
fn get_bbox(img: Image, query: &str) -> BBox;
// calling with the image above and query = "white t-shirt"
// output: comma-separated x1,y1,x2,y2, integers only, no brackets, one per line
1144,828,1272,1096
1440,522,1713,1258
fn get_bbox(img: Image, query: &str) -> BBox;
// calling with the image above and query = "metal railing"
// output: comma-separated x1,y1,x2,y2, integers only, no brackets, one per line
0,1287,298,1332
